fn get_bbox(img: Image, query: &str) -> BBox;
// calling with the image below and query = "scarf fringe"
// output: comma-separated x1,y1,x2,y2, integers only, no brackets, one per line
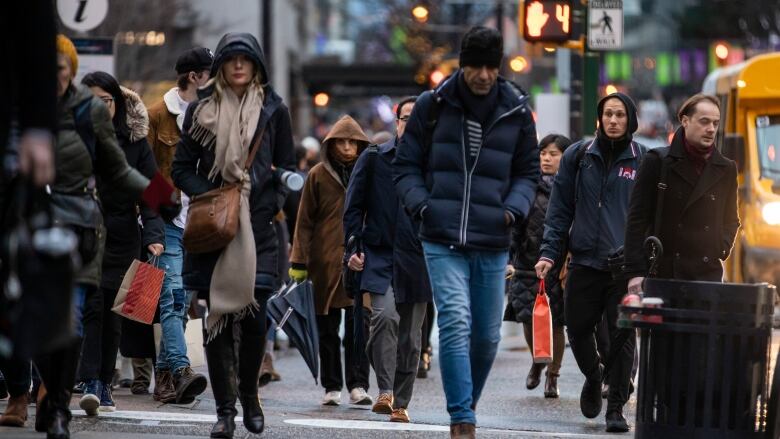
205,299,260,344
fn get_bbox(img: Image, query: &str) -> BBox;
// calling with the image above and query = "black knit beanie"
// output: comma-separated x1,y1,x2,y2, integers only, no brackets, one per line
459,26,503,68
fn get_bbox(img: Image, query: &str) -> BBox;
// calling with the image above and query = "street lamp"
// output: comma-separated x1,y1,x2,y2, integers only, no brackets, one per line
313,92,330,107
412,5,429,23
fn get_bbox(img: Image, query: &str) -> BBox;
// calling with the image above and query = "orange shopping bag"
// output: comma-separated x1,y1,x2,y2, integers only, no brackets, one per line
112,257,164,324
532,278,553,364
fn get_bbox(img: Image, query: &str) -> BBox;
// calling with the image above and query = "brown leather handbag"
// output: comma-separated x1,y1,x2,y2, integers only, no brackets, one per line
183,127,264,254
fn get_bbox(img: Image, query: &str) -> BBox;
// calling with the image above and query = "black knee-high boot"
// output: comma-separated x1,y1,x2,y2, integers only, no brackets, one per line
205,324,237,439
238,315,266,434
35,339,80,439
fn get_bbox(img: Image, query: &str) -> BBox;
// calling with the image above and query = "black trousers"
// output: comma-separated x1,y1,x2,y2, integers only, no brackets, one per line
564,265,635,412
79,287,122,384
316,307,370,393
0,355,31,398
420,302,435,359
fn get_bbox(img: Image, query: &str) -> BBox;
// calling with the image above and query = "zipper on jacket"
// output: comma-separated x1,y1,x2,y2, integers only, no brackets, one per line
459,98,528,247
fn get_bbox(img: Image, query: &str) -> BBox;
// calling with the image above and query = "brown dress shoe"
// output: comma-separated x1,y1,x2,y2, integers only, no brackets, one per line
526,363,545,390
258,353,281,387
153,370,176,403
371,393,393,414
390,408,410,423
450,423,476,439
544,372,560,398
0,392,29,426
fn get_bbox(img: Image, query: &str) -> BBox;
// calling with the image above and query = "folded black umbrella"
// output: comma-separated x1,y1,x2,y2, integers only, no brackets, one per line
267,281,319,383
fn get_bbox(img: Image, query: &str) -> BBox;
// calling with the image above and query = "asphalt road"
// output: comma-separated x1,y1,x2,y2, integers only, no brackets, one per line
5,324,775,438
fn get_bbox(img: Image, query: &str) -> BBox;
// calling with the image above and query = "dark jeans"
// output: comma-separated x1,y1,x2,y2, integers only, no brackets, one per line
564,265,635,412
316,306,370,393
80,287,122,383
420,302,435,358
0,355,31,398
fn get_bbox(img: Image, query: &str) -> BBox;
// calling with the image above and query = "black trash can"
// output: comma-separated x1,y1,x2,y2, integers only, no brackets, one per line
618,278,775,439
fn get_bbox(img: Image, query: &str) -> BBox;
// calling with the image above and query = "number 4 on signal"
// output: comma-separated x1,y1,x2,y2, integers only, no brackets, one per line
522,0,572,43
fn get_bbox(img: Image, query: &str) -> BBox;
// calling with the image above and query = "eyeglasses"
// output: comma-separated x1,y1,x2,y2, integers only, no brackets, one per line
398,116,410,122
99,96,114,105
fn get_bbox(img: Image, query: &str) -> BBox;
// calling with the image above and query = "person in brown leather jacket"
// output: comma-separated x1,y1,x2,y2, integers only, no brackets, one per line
146,47,213,404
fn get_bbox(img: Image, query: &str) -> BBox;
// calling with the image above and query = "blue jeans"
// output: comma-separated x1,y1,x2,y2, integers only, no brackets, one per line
157,223,190,372
73,284,89,338
422,242,507,425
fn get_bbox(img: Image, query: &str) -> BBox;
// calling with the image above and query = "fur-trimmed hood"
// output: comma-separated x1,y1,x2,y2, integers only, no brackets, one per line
121,86,149,143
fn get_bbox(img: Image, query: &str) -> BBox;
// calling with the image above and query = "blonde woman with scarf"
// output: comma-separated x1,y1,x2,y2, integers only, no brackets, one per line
171,33,296,439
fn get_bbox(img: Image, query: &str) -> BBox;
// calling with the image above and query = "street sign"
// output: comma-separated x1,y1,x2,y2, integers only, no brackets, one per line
57,0,109,32
72,38,114,82
521,0,572,43
587,0,623,50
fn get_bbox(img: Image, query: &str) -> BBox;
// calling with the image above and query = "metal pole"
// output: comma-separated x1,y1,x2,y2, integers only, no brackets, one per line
262,0,272,59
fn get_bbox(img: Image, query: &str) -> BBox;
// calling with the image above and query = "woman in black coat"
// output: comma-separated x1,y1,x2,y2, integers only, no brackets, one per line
504,134,571,398
172,33,296,438
78,72,165,413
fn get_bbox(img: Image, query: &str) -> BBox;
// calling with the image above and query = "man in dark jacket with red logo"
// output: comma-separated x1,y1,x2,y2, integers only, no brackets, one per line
394,26,539,438
536,92,647,433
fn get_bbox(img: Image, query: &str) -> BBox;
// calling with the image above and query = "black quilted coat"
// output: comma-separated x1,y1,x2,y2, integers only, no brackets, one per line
504,176,564,326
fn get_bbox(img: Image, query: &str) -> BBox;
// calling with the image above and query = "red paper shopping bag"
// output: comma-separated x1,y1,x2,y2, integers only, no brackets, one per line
112,258,164,324
532,278,554,364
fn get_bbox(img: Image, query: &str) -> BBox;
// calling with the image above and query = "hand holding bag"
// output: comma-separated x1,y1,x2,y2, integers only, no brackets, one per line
112,256,165,324
182,126,265,254
532,278,554,364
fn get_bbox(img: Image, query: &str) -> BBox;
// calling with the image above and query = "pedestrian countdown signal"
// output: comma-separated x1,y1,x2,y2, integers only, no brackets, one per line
522,0,572,43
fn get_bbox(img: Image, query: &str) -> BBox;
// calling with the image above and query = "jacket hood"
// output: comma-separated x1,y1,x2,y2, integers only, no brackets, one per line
597,92,638,139
320,115,369,185
210,33,268,84
61,83,95,110
121,86,149,142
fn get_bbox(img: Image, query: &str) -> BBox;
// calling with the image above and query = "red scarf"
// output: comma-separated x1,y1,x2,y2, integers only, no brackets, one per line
683,132,713,175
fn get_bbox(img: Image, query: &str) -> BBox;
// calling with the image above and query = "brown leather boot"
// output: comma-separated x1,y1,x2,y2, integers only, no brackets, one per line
450,423,476,439
258,352,280,387
0,392,29,426
544,372,560,398
153,370,176,403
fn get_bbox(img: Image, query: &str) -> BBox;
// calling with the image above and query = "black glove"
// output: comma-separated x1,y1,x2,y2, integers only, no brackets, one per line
158,201,182,223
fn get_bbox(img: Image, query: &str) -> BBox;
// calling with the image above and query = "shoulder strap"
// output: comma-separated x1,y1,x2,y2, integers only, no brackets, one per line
573,140,593,203
73,98,97,164
363,144,380,209
243,124,267,171
652,150,670,238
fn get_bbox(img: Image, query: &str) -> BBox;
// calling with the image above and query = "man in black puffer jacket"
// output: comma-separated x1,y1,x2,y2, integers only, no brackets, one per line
393,26,539,438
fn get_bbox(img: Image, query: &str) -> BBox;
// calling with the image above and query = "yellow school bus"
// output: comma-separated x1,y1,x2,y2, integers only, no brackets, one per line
702,52,780,285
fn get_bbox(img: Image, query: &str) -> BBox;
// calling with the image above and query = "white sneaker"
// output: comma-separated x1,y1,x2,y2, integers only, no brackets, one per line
349,387,373,405
321,390,341,406
79,393,100,416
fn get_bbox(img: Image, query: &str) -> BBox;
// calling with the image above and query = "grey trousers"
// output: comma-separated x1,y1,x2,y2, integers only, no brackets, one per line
366,286,427,409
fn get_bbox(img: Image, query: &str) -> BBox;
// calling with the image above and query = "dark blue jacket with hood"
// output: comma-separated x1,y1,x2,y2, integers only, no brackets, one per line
393,71,540,251
539,92,648,271
171,33,296,292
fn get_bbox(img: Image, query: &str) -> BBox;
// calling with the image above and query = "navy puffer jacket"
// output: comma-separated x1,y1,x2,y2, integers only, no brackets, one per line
393,72,540,250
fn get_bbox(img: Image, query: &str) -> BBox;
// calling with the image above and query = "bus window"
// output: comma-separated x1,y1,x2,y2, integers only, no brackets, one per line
757,115,780,182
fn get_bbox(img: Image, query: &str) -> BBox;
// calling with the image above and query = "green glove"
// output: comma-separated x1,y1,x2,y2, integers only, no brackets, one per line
289,267,308,283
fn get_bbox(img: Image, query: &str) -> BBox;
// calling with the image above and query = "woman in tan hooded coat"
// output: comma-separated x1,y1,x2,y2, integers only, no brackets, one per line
290,115,373,406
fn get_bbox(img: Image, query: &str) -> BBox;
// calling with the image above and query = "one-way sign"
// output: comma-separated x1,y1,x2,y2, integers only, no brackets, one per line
588,0,623,50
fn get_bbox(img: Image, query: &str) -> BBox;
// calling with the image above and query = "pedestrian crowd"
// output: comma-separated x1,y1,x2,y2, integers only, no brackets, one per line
0,6,739,439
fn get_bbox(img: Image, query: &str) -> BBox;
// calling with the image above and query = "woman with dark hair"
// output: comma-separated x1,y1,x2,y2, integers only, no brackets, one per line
504,133,571,398
77,71,166,413
172,33,296,438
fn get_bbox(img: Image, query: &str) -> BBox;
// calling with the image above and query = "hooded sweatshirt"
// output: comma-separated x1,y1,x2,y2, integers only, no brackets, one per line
596,92,638,170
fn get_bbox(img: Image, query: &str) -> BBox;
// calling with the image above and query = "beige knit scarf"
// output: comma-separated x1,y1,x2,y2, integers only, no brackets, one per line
190,83,263,341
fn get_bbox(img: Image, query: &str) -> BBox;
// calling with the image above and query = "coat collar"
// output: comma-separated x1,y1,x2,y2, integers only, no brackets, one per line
378,138,396,155
586,137,639,164
667,127,733,210
434,70,527,117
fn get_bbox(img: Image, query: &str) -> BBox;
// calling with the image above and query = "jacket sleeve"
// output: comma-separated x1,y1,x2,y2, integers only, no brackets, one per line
289,170,319,267
271,106,297,212
393,92,433,218
622,150,662,278
721,162,740,260
538,144,580,265
171,103,213,197
134,138,165,248
91,97,149,198
343,150,371,249
503,107,540,222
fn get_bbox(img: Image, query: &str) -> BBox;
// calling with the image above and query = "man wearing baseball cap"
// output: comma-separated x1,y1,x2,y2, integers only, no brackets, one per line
146,47,213,404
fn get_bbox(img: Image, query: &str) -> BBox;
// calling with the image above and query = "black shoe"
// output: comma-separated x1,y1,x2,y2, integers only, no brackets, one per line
210,415,236,439
526,363,545,390
46,408,71,439
605,410,629,433
71,381,85,395
240,395,265,434
601,383,609,399
0,377,7,400
580,368,603,419
174,366,208,404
